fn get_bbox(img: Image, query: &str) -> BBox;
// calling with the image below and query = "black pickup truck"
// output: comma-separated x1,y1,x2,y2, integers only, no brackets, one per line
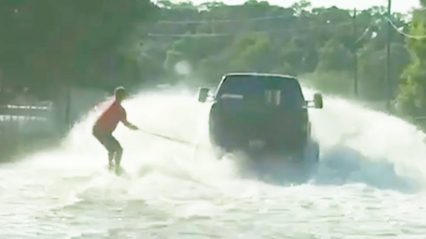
198,73,323,165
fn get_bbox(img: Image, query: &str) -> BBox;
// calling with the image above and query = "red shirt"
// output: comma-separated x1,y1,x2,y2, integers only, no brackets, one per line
94,100,126,133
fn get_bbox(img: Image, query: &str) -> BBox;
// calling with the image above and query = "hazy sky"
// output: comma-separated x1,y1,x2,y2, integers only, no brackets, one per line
182,0,420,13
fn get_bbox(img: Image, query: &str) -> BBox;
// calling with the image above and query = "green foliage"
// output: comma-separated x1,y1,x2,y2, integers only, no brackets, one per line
359,43,409,101
397,61,426,115
316,39,353,72
302,71,353,95
396,7,426,116
0,0,157,98
230,33,277,72
0,0,415,111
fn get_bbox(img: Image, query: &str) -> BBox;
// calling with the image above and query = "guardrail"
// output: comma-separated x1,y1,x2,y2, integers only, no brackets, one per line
0,102,55,136
0,102,57,159
0,103,52,116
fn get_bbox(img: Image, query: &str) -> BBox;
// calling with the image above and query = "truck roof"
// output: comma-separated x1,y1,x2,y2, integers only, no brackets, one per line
224,73,298,80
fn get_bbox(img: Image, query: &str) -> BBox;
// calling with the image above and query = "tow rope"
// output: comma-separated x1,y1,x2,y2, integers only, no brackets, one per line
138,129,195,146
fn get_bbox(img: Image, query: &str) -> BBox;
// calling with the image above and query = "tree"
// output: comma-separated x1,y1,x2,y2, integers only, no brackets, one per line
316,39,352,71
0,0,414,108
230,33,277,72
396,7,426,115
0,0,157,98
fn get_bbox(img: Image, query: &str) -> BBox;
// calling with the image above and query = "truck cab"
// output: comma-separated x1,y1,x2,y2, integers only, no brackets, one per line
198,73,323,161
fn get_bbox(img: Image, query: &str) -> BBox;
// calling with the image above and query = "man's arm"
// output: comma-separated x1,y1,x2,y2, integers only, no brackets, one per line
121,108,139,130
123,120,138,130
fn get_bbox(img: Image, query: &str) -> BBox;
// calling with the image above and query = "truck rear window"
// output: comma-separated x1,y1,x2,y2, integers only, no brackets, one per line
216,75,305,109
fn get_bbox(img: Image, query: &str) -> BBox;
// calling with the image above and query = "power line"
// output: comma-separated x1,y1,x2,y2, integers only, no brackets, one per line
148,22,381,40
355,26,375,43
147,33,231,38
151,11,388,40
147,29,291,38
157,14,294,25
156,6,426,25
407,7,426,13
386,17,426,39
150,12,426,41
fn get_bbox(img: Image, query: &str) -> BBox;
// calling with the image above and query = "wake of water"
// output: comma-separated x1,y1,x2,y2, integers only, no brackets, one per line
3,89,426,238
11,88,426,192
309,95,426,191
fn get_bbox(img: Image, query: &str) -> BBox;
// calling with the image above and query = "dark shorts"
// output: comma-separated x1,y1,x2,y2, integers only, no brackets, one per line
92,129,122,153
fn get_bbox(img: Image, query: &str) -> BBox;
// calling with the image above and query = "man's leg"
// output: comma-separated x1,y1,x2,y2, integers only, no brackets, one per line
93,131,114,169
114,147,123,175
108,151,115,170
105,135,123,175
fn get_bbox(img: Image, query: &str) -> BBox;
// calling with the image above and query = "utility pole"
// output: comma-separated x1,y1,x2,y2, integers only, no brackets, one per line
386,0,392,112
0,69,3,93
353,8,358,97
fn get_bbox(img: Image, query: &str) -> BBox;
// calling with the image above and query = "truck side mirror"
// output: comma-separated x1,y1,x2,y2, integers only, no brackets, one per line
314,93,323,109
198,88,210,103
